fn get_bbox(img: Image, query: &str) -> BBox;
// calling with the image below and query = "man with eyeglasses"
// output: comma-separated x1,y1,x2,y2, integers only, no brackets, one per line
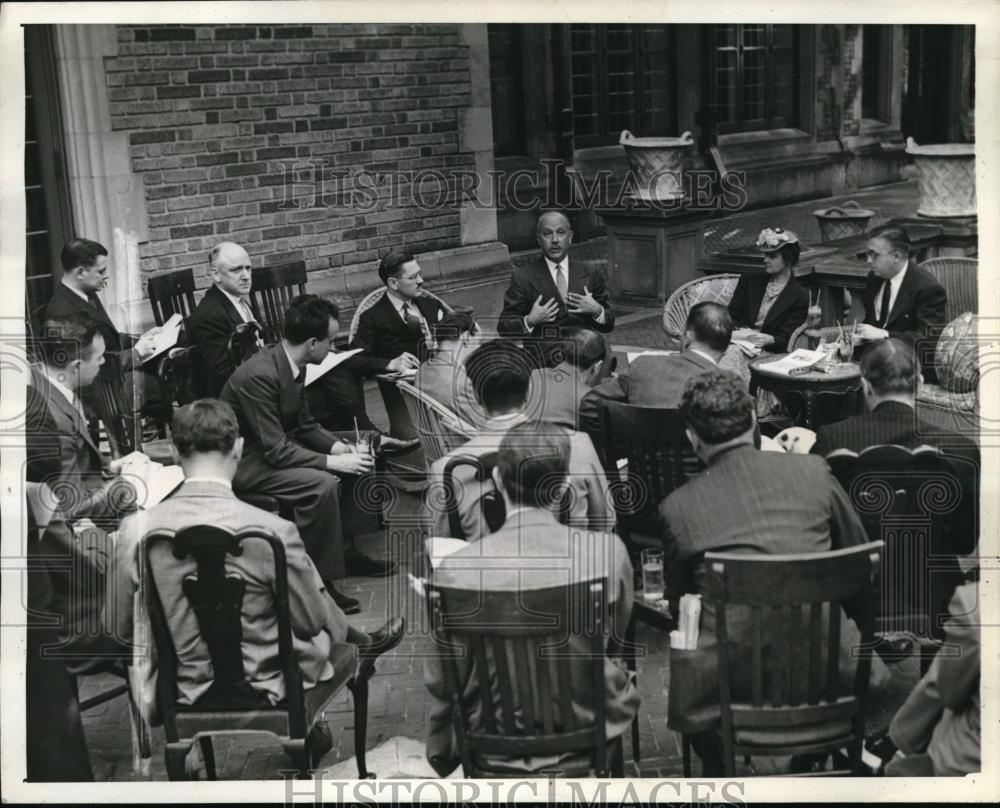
855,226,946,373
498,210,615,370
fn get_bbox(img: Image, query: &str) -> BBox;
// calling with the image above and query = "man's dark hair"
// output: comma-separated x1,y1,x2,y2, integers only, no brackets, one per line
171,399,240,457
870,225,911,257
680,369,754,444
497,421,570,509
686,302,733,352
464,340,532,413
283,294,340,344
39,314,102,368
550,327,606,370
60,238,108,272
860,338,918,396
431,309,476,343
378,251,416,285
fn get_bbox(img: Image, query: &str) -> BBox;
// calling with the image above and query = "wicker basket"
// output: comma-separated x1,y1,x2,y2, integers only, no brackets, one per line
905,137,976,218
619,129,694,200
813,200,874,243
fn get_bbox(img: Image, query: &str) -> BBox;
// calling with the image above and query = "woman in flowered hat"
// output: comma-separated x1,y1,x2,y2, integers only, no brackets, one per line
728,227,810,353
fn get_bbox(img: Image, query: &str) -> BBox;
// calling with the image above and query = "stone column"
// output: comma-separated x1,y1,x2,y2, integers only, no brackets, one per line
53,25,149,333
457,24,498,246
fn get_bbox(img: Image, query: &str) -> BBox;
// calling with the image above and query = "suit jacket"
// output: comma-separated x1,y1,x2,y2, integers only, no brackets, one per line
578,350,718,435
424,415,615,541
187,284,247,397
524,366,594,430
351,291,447,364
727,271,809,353
221,344,337,471
424,508,639,775
889,580,980,775
497,257,615,339
110,480,351,719
413,351,488,429
659,444,889,729
43,282,138,373
25,368,119,525
811,400,980,555
863,264,947,350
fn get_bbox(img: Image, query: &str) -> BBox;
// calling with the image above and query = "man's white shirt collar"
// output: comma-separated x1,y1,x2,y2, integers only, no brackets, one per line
218,285,253,321
281,343,302,379
543,256,569,280
386,290,413,319
689,348,719,366
183,476,233,490
61,278,91,303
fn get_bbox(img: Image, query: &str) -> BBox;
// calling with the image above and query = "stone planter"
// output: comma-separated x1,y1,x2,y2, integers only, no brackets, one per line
813,200,874,243
619,130,694,200
906,138,976,218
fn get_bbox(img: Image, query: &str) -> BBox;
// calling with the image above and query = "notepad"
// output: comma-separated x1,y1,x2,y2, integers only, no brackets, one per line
117,451,185,509
142,313,184,362
304,348,364,386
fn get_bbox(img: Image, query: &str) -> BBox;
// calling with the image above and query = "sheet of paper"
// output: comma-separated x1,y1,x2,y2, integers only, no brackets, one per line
116,451,185,509
732,327,762,341
761,348,826,376
626,350,677,363
142,313,183,361
425,536,468,568
304,348,364,386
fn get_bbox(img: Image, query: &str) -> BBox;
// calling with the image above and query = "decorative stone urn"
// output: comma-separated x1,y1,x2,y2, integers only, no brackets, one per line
619,130,694,200
906,137,976,218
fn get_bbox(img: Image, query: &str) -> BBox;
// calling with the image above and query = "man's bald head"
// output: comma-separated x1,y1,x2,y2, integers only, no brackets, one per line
684,302,733,357
536,211,573,263
208,241,253,297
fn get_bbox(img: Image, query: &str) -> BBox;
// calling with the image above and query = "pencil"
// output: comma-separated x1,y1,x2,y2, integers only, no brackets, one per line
354,417,361,447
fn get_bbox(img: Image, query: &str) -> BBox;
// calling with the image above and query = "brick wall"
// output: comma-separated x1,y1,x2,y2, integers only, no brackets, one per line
105,24,475,306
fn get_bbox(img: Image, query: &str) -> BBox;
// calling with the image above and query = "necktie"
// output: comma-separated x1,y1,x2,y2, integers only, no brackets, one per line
239,296,255,322
401,303,422,332
878,280,891,326
555,264,568,302
294,367,305,385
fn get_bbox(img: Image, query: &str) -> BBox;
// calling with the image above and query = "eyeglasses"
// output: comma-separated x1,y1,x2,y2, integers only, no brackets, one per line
865,249,892,261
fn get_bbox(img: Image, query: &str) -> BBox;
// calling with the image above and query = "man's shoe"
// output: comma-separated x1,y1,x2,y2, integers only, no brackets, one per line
325,581,361,615
379,436,421,455
345,549,397,578
874,635,914,663
360,617,406,659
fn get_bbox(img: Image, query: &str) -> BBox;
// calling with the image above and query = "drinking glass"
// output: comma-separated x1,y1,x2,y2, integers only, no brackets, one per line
641,548,665,601
837,334,854,365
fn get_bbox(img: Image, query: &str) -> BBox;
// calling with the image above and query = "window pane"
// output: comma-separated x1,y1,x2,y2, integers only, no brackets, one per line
861,25,884,119
715,48,737,125
605,26,637,134
772,49,795,121
642,26,671,132
488,24,525,155
570,24,600,138
742,48,766,121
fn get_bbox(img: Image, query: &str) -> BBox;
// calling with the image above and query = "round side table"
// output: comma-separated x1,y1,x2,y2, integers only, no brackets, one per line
749,354,864,430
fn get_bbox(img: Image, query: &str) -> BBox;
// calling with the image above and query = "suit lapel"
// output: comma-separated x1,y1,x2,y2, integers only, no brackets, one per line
885,269,918,329
761,278,798,332
34,370,103,458
532,259,563,304
376,293,411,337
209,285,244,328
272,346,301,426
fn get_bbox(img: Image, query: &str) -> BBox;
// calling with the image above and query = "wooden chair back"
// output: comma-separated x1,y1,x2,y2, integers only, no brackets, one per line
427,577,621,777
141,526,306,738
92,351,137,457
441,452,504,540
396,380,477,468
704,542,883,776
248,262,307,342
227,321,267,369
156,345,210,408
147,269,197,327
825,445,969,641
918,257,978,320
597,401,701,550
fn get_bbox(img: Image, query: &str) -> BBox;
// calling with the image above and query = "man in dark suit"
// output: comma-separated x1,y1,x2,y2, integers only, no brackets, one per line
26,314,135,529
855,226,947,373
43,238,165,437
578,302,732,435
351,251,445,366
525,327,608,430
658,369,888,774
221,295,393,614
498,211,614,368
424,422,638,776
187,241,260,397
108,400,404,725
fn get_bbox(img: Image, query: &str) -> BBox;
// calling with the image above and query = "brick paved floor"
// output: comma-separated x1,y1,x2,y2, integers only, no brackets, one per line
80,181,928,780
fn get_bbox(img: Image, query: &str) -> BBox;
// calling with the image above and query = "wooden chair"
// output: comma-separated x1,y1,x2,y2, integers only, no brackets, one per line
596,402,701,554
441,452,504,540
662,274,741,348
249,262,307,342
825,445,972,670
397,380,477,471
92,351,137,457
702,542,883,777
141,525,375,780
147,269,197,327
427,576,626,777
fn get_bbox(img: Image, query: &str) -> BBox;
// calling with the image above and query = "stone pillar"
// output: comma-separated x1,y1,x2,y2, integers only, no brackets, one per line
53,25,149,333
457,24,498,246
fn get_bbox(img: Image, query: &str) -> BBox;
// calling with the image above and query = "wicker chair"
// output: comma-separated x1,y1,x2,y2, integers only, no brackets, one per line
396,380,476,471
662,274,741,348
917,257,978,323
347,287,454,346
